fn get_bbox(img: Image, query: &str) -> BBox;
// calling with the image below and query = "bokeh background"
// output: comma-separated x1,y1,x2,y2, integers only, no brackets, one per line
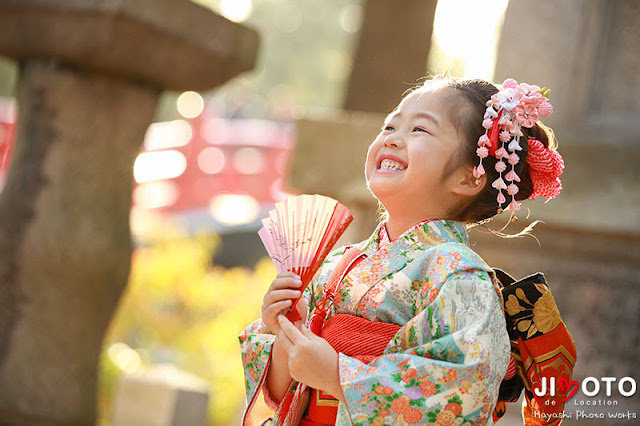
0,0,638,425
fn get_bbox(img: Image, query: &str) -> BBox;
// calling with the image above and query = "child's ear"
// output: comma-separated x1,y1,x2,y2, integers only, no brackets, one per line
450,166,486,197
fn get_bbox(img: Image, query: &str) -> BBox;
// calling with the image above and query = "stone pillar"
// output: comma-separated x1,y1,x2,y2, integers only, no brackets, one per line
493,0,640,233
289,112,384,243
0,1,258,424
343,0,437,114
0,61,158,425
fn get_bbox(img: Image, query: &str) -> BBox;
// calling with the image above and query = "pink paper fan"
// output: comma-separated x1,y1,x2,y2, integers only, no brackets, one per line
258,194,353,322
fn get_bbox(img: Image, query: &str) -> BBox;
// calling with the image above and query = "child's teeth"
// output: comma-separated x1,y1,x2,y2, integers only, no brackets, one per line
381,159,405,170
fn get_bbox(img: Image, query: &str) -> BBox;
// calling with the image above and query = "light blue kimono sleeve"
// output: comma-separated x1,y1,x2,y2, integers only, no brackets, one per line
337,261,511,425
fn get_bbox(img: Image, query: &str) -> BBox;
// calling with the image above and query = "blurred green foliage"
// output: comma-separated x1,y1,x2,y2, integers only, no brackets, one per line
99,233,276,425
0,58,16,97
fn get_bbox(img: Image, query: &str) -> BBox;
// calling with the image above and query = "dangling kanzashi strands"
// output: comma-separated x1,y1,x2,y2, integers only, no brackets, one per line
473,78,561,213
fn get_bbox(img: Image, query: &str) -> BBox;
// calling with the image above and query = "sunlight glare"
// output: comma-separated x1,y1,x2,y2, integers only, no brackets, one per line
133,181,179,209
432,0,510,79
339,4,362,33
209,194,260,226
108,343,141,374
134,150,187,183
144,120,193,151
177,91,205,119
220,0,252,23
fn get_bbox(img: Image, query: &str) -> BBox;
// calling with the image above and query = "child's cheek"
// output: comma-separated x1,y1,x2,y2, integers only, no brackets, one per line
365,148,377,181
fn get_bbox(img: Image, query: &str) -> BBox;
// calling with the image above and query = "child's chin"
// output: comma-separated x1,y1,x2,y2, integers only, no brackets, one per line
367,181,397,201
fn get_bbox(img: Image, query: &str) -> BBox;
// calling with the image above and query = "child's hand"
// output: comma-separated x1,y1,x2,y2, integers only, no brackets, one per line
277,315,345,402
261,272,307,334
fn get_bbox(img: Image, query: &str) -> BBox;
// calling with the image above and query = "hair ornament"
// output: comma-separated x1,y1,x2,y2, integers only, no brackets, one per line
472,78,563,213
527,139,564,199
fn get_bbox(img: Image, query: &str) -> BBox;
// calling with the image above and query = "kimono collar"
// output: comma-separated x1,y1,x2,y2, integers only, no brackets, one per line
362,219,469,254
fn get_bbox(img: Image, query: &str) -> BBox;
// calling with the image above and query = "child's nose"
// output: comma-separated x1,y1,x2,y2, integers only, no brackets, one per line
384,134,404,148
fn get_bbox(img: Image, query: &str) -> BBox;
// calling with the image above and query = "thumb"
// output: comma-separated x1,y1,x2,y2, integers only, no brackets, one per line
300,324,316,338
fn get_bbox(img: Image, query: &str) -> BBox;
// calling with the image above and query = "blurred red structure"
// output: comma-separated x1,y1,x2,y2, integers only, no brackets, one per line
0,98,294,224
132,112,294,226
0,99,16,187
133,113,293,213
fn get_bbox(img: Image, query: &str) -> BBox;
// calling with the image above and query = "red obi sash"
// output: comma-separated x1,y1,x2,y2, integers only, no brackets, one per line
322,313,402,364
301,313,402,425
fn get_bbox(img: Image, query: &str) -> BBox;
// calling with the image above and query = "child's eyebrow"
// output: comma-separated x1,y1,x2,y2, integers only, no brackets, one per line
385,111,441,128
413,112,441,128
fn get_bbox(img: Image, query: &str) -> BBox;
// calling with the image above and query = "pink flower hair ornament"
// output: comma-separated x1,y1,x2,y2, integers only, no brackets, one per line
472,78,563,213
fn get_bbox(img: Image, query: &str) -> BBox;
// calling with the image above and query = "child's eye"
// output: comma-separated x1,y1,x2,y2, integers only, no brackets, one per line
383,125,395,131
413,127,428,133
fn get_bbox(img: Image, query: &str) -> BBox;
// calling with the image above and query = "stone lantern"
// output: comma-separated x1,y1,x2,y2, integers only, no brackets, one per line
0,1,258,424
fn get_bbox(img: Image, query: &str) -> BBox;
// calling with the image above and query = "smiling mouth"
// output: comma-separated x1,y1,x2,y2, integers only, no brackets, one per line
378,158,407,171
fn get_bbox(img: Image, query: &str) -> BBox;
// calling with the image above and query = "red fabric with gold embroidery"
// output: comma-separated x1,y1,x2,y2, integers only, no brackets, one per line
300,389,340,426
492,271,577,426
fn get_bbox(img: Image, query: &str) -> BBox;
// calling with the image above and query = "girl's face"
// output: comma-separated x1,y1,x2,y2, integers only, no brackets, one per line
365,88,465,219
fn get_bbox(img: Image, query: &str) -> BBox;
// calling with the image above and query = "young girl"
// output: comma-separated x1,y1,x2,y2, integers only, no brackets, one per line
240,76,565,425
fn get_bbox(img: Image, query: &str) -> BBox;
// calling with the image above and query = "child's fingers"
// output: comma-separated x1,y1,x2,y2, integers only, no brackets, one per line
263,299,292,317
270,274,303,290
294,300,308,324
263,289,301,307
278,315,306,344
264,299,291,312
299,325,316,339
277,271,300,279
277,325,293,353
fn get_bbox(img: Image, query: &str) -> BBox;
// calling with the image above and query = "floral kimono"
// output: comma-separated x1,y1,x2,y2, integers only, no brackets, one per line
240,219,511,425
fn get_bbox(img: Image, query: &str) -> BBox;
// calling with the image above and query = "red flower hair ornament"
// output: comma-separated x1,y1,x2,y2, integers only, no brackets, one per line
527,139,564,199
473,78,565,213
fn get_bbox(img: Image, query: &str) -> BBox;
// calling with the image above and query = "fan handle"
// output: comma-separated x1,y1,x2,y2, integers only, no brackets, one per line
284,270,313,322
285,296,304,322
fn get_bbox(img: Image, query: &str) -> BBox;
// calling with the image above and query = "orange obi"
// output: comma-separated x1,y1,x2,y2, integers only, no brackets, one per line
301,313,402,425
